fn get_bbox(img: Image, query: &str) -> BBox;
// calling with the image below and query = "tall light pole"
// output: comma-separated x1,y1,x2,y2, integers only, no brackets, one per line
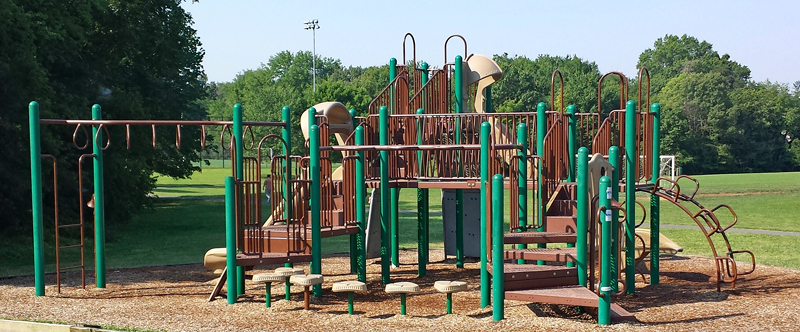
304,19,320,93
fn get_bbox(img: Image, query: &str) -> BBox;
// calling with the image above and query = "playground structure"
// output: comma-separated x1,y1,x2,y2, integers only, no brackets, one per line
27,33,755,324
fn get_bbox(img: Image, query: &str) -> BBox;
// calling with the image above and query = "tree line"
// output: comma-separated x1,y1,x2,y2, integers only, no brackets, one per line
2,0,798,234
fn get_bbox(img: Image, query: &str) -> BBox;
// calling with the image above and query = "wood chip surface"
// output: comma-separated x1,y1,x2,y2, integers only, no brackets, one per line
0,250,796,331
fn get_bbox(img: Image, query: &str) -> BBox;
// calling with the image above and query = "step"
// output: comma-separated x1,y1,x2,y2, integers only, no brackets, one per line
544,215,577,233
506,285,637,322
504,231,576,245
489,264,578,290
504,247,577,263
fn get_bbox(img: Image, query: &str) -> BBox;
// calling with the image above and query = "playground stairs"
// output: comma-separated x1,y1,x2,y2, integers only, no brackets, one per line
496,182,637,322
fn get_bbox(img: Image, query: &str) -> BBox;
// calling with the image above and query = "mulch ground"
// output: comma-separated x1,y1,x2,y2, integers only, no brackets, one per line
1,250,798,331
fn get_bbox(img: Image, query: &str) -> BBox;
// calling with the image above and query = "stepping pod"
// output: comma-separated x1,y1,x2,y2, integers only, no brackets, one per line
332,280,368,314
274,267,305,301
289,274,324,310
252,273,285,308
434,281,468,314
384,282,420,315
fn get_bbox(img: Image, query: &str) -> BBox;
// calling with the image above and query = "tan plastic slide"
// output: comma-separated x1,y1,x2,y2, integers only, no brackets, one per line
260,102,354,227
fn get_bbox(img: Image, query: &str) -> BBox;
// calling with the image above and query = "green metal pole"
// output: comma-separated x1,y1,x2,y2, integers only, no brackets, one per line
454,55,465,268
565,105,578,268
310,124,322,297
391,187,400,266
566,105,577,182
535,102,547,264
416,108,428,277
388,59,400,266
598,176,612,325
576,147,589,287
492,174,505,321
379,105,391,283
517,123,528,265
480,122,491,308
349,108,358,274
446,293,453,314
281,105,293,299
91,104,106,289
624,100,637,295
265,282,272,307
233,103,245,296
225,176,237,304
400,293,407,315
355,126,367,282
348,292,354,314
29,101,45,296
650,103,661,285
609,146,620,292
389,58,397,115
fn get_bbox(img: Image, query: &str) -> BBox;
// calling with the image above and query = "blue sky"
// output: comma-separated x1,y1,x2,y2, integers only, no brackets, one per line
184,0,800,85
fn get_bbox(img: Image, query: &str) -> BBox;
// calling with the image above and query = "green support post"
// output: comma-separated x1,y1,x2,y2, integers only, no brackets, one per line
535,102,547,264
650,103,662,285
92,104,106,289
391,187,400,267
454,55,465,268
281,105,293,300
355,126,367,282
492,174,505,321
347,293,355,314
516,123,528,265
400,294,408,315
565,105,578,268
609,146,620,292
388,59,400,266
416,108,429,276
480,122,491,308
379,106,391,284
225,176,237,304
598,176,612,325
446,293,453,314
309,124,322,297
349,109,358,274
566,105,577,182
29,101,45,296
233,103,245,296
576,147,589,287
624,100,637,294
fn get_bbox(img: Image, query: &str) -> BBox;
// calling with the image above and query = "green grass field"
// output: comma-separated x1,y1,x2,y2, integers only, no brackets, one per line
2,169,797,278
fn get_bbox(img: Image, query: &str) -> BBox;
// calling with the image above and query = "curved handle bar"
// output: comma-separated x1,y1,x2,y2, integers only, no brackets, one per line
72,124,89,150
94,124,111,151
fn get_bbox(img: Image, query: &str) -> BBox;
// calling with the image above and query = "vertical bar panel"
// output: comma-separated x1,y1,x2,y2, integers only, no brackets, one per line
567,105,577,182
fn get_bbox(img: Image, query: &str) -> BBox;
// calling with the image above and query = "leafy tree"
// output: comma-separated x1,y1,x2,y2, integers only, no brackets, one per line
637,34,751,95
0,0,207,233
